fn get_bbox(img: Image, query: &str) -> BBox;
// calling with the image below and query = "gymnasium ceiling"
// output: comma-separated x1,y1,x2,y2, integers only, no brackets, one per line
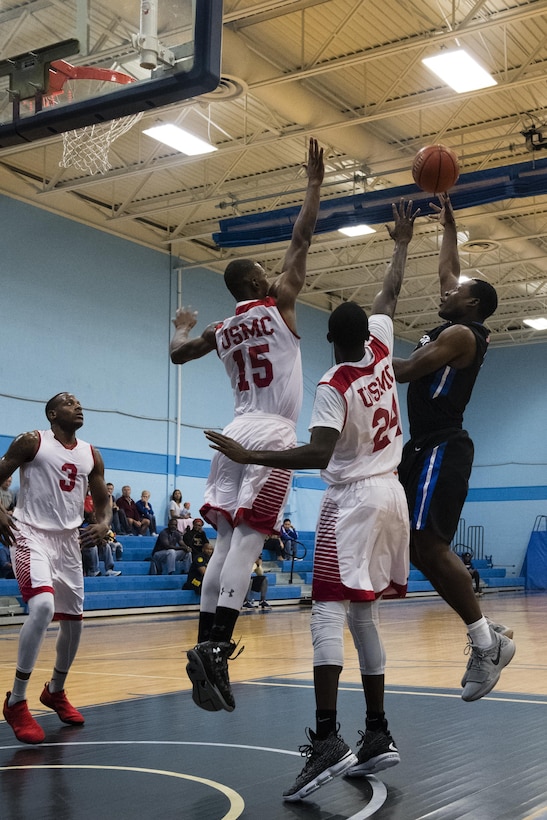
2,0,547,347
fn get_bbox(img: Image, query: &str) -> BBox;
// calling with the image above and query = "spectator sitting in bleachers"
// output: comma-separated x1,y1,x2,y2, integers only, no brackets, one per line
280,518,300,560
263,531,288,560
151,518,191,575
117,485,150,535
106,483,130,535
80,515,121,577
168,489,191,533
136,490,158,536
183,543,214,595
182,501,192,519
105,527,123,562
461,551,481,594
242,556,270,609
183,518,210,556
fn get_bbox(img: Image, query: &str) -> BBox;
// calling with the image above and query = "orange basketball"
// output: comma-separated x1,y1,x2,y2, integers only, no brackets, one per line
412,144,460,194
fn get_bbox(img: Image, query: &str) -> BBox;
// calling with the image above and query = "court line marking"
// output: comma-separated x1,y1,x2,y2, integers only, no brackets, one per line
242,680,547,705
0,742,388,819
0,764,245,820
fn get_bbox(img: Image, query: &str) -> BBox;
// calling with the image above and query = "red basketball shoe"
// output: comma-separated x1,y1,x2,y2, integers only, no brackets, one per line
39,682,85,725
3,692,45,744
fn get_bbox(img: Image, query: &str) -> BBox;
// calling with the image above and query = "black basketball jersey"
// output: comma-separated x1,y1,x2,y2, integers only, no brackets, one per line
406,321,490,438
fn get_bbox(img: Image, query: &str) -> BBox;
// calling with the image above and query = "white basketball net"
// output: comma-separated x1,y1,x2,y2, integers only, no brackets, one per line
60,111,143,175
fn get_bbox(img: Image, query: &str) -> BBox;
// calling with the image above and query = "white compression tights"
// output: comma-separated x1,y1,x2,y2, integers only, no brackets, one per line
200,518,263,613
311,599,386,675
16,592,54,676
50,618,83,692
12,593,83,700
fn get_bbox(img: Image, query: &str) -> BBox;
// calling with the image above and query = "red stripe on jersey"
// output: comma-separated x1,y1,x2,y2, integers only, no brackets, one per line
235,296,276,315
236,468,292,534
319,337,390,393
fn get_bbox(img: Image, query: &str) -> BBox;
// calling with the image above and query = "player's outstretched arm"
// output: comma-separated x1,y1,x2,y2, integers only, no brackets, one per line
170,307,218,365
371,198,419,318
431,193,460,295
270,138,324,329
204,426,339,470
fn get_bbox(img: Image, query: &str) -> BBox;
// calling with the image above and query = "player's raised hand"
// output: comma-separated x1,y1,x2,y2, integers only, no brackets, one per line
304,137,324,186
385,198,420,243
428,193,455,227
172,306,198,333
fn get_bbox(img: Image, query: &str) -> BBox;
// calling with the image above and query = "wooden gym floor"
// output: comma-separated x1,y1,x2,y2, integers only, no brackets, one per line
1,592,546,819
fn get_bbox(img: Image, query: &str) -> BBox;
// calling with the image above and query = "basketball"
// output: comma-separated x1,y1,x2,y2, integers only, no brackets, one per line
412,144,460,193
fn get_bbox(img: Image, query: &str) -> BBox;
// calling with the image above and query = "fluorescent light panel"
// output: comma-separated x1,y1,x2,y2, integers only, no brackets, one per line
523,317,547,330
143,124,217,155
338,224,376,237
422,49,497,93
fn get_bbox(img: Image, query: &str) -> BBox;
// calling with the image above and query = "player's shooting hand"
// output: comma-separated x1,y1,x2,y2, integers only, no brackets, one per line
0,508,18,547
385,198,420,243
204,430,251,464
429,193,455,227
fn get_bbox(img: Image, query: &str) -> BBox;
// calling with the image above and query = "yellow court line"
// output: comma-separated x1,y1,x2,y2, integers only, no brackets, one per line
0,764,245,820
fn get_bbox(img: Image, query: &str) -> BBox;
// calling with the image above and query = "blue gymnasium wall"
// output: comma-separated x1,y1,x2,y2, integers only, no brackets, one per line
0,196,545,572
0,195,329,527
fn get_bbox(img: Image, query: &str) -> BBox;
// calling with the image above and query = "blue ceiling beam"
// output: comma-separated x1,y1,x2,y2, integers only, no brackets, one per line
213,155,547,248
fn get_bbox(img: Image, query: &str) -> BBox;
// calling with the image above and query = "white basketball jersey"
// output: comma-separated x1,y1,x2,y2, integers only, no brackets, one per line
215,296,303,423
14,429,95,531
310,315,403,485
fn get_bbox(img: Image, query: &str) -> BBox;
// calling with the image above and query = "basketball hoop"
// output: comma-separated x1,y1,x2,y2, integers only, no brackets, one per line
46,60,143,175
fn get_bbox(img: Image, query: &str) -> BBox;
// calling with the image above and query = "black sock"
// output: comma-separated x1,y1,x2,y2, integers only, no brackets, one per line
197,612,215,643
366,711,388,733
209,606,239,643
315,710,337,740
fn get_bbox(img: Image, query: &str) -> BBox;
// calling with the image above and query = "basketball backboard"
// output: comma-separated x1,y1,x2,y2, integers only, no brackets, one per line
0,0,223,148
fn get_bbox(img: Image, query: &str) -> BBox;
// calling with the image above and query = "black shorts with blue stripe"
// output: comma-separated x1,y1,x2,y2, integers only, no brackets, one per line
398,428,474,544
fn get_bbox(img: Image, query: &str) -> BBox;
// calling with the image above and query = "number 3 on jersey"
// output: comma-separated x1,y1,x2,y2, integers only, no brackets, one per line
233,344,273,391
60,463,78,492
372,396,401,452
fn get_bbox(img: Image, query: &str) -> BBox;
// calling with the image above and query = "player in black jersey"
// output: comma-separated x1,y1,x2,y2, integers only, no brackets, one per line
393,194,515,702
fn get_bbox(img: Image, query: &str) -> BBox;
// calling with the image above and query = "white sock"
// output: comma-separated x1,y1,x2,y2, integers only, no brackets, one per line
467,616,494,649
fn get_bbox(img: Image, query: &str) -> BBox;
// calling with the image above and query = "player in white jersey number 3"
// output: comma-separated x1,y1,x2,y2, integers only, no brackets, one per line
0,393,110,744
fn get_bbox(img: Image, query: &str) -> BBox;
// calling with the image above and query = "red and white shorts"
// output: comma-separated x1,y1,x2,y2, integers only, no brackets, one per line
12,521,84,618
201,413,295,535
312,474,409,602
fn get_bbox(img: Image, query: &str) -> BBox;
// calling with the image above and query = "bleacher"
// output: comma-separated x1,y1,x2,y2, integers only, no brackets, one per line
0,524,526,621
0,530,302,618
407,559,525,595
266,527,526,598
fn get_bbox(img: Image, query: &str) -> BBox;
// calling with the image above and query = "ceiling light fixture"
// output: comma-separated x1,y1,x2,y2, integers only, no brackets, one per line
142,124,217,155
338,224,376,237
523,317,547,330
422,49,497,93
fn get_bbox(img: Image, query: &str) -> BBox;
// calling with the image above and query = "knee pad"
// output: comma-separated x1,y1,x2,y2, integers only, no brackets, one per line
311,600,347,667
347,600,386,676
27,592,55,630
